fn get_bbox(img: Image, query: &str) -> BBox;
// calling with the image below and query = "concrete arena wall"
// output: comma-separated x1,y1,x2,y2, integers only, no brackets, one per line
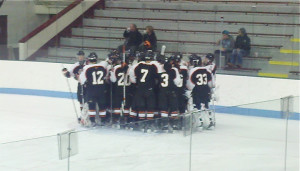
0,0,49,48
0,60,299,113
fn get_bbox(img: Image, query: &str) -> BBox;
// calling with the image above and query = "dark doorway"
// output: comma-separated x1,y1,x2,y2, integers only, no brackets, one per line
0,0,3,8
0,15,7,59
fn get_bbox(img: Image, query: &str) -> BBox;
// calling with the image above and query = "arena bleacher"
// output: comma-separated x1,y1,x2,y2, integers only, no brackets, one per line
20,0,299,79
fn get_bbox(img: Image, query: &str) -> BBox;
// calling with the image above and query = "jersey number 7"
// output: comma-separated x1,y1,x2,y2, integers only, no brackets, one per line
140,69,148,83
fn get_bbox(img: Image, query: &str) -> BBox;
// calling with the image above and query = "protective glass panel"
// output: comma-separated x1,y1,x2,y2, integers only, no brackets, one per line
0,136,68,170
285,96,300,170
69,120,191,171
190,99,288,170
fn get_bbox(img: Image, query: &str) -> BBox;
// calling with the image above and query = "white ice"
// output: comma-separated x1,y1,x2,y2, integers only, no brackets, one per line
0,94,299,171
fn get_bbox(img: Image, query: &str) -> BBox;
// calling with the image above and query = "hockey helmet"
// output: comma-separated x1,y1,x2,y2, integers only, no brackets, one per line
125,49,135,58
77,50,85,56
108,49,120,59
156,54,168,64
87,52,98,63
144,50,155,61
205,53,215,62
171,52,183,62
189,54,202,67
136,51,146,61
107,50,121,64
125,50,136,63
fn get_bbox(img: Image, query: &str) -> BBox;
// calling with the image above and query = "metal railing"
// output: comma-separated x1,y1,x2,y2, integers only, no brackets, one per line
34,0,75,6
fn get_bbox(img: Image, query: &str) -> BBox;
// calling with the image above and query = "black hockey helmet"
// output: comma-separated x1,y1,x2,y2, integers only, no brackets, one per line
126,50,136,64
156,54,166,64
77,50,85,56
125,49,135,59
205,53,215,62
108,49,120,59
87,52,98,63
168,55,175,62
171,52,183,62
136,51,146,61
144,50,155,61
189,54,202,67
108,49,121,64
156,54,168,64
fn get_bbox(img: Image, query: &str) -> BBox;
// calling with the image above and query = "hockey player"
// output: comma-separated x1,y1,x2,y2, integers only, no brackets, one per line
126,51,145,125
157,55,181,131
173,53,189,115
110,52,132,126
203,53,217,77
79,52,109,126
172,52,188,66
62,50,86,113
129,50,159,131
186,54,215,129
203,53,218,125
203,53,217,100
150,53,163,119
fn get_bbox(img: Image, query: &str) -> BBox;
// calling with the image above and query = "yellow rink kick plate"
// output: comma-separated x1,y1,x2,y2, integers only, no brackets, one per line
280,49,300,54
258,72,288,78
290,38,300,42
269,61,299,66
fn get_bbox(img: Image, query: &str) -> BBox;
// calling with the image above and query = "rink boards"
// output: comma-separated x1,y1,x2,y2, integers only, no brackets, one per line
0,60,299,171
0,60,299,119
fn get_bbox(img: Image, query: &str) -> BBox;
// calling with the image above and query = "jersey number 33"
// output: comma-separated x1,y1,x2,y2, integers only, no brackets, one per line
196,73,207,85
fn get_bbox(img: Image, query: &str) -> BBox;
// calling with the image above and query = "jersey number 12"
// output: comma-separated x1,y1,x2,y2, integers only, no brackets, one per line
92,71,104,85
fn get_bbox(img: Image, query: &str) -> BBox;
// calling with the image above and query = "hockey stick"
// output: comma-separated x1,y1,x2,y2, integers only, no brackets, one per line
109,62,114,127
121,45,126,120
161,45,166,56
219,16,224,68
61,63,80,122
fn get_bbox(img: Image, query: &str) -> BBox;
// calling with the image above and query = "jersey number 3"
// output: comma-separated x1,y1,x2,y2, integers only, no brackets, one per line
161,73,169,87
92,71,104,85
196,74,207,85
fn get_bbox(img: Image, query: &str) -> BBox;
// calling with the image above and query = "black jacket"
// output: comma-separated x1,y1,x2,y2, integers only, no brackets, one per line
143,32,157,51
235,34,251,51
123,29,143,47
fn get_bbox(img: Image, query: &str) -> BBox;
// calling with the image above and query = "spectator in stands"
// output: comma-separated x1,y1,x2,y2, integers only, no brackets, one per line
139,26,157,52
228,28,251,68
215,30,235,63
118,24,143,53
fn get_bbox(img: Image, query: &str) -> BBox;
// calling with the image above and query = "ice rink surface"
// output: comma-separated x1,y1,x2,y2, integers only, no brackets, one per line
0,94,299,171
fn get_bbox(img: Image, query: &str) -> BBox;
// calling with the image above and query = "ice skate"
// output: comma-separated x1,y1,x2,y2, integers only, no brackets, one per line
168,124,174,134
90,121,97,128
197,117,204,132
206,121,215,130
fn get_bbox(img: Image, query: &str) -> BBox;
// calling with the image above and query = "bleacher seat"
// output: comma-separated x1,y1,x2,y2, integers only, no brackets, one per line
35,0,299,78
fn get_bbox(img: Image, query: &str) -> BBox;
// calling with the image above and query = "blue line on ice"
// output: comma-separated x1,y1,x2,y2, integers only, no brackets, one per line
0,88,75,99
0,88,299,120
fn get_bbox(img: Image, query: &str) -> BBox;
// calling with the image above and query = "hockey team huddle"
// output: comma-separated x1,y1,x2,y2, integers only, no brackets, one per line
62,48,217,133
